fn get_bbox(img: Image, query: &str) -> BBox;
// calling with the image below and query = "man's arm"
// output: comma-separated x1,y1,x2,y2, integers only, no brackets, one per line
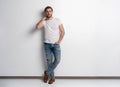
36,17,46,29
55,24,65,44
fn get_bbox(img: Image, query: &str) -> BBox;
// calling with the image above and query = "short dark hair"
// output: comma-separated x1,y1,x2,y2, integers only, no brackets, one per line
44,6,53,12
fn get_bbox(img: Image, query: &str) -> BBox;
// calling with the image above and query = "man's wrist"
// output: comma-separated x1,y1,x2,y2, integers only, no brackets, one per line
58,40,61,44
40,19,44,22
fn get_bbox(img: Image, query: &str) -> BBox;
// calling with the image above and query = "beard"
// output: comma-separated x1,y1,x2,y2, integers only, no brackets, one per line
47,14,52,18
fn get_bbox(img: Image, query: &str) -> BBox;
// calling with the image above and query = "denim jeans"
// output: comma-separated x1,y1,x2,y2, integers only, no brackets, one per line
43,42,61,78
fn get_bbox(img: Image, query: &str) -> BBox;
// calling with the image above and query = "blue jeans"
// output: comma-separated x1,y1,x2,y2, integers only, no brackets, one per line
44,42,61,78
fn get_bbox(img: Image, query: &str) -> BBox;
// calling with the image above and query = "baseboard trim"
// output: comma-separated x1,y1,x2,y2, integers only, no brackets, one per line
0,76,120,79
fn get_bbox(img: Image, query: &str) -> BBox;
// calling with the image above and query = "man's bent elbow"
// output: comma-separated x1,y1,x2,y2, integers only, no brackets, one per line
36,25,39,29
36,23,43,29
36,24,41,29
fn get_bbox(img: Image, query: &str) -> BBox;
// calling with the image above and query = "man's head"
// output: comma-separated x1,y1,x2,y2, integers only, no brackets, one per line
44,6,53,18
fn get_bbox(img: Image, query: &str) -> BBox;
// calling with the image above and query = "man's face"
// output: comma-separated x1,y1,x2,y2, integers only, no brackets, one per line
45,8,53,18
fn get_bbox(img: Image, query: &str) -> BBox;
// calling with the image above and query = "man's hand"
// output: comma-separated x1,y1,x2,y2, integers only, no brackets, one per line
36,17,47,29
55,41,61,44
41,17,47,21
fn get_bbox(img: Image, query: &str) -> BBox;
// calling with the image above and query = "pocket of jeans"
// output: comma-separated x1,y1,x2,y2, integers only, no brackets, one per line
54,45,61,51
54,44,60,47
54,43,60,45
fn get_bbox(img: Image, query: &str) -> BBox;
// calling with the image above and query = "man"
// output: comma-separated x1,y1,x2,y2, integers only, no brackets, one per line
36,6,65,84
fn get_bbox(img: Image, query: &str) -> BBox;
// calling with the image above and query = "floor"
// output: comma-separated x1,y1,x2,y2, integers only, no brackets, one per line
0,78,120,87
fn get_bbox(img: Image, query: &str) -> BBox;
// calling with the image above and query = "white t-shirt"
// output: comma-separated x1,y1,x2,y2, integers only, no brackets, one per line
42,17,62,44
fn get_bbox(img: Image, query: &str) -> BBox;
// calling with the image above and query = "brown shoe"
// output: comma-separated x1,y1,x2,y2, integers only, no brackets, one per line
48,78,55,84
43,71,49,83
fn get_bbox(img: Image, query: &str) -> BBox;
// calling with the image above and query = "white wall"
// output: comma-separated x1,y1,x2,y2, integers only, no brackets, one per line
0,0,120,76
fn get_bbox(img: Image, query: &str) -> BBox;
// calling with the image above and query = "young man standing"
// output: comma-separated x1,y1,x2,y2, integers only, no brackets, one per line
36,6,65,84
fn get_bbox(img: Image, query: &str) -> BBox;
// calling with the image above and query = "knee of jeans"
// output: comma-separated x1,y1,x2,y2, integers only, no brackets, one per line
56,58,61,64
47,58,51,64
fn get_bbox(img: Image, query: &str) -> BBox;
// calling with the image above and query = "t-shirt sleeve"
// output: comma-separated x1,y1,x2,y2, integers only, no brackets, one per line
58,19,62,26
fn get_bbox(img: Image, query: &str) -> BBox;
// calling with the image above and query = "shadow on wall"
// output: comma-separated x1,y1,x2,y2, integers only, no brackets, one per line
27,10,47,76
